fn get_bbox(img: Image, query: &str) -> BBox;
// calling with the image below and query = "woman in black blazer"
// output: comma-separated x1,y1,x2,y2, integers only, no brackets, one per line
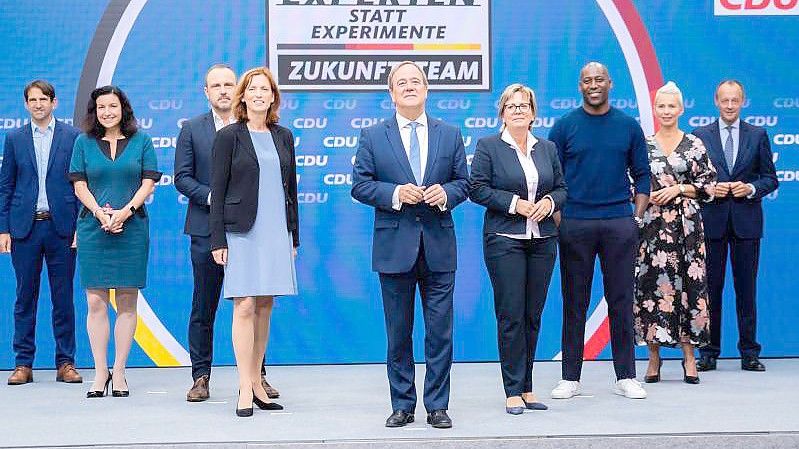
469,84,567,415
209,67,298,417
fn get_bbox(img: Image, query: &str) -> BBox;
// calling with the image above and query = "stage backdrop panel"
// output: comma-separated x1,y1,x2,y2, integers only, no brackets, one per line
1,0,797,369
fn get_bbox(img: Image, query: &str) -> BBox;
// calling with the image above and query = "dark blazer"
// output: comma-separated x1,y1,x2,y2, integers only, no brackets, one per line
174,112,216,237
209,122,298,251
351,115,469,273
0,121,80,239
693,120,778,239
469,133,567,237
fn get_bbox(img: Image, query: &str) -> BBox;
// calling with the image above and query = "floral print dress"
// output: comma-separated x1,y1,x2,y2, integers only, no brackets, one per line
634,133,717,347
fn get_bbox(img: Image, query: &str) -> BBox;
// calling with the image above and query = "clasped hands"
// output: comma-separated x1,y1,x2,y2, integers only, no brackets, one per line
713,181,753,199
94,205,131,234
514,197,553,222
398,183,447,208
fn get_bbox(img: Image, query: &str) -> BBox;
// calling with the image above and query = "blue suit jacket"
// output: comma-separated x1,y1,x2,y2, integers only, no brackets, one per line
469,134,567,237
174,112,216,237
693,120,778,239
351,115,469,273
0,121,80,239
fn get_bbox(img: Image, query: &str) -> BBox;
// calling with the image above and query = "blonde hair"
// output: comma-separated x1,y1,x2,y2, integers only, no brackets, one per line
654,81,684,109
232,67,281,126
497,83,538,130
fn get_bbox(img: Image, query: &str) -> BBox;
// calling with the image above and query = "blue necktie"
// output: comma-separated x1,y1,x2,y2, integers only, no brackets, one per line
408,121,422,185
724,125,735,171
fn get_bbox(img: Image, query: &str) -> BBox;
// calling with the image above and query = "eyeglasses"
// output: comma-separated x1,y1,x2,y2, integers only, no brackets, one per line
504,103,531,113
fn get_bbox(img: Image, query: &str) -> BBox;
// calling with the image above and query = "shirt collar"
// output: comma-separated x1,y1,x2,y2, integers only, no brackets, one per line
719,117,740,130
31,116,55,135
212,110,235,126
396,111,428,129
501,128,538,154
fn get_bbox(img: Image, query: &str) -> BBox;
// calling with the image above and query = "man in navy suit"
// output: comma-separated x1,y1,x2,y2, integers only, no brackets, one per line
175,64,279,401
693,80,778,372
352,61,469,429
0,80,82,385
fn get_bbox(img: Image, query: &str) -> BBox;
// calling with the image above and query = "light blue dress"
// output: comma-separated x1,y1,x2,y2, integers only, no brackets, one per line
223,130,297,299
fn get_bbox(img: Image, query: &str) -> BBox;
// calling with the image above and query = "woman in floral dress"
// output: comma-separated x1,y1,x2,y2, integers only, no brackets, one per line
634,82,716,384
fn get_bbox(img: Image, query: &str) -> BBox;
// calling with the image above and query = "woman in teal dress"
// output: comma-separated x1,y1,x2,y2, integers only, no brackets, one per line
69,86,161,398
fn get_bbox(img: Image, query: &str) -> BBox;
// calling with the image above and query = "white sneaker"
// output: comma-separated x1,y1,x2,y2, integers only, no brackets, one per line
614,378,647,399
551,380,581,399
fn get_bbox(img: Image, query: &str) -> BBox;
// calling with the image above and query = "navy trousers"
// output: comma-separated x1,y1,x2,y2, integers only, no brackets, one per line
484,235,556,397
10,219,76,367
187,235,225,380
558,217,637,381
702,229,761,359
378,240,454,413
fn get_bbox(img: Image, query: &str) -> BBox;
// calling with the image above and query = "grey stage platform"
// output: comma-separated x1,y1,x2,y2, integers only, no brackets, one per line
1,359,797,449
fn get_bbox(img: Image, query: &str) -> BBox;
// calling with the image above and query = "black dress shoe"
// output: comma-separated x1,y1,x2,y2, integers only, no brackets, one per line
696,356,717,372
426,410,452,429
644,359,663,383
741,357,766,372
111,375,129,397
236,392,254,417
86,371,112,398
253,391,284,410
385,410,414,427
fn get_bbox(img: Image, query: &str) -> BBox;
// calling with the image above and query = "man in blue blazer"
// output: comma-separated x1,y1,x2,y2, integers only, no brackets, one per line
175,64,278,401
0,80,81,385
693,80,778,372
352,61,469,429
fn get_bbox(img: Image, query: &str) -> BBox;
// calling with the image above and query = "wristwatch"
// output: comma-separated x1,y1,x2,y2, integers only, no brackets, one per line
129,205,137,214
678,184,686,195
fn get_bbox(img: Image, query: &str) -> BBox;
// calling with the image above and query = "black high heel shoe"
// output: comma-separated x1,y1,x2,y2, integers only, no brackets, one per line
682,360,700,384
644,359,663,383
86,370,112,398
236,391,254,417
253,390,284,410
111,374,130,397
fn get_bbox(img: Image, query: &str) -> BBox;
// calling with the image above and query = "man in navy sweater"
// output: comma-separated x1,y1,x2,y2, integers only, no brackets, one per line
548,62,651,399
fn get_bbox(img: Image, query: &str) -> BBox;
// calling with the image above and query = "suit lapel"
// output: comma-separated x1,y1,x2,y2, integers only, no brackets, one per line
731,122,752,178
384,117,416,184
705,121,729,177
422,118,441,186
235,123,258,165
46,122,65,174
271,127,289,176
202,113,216,151
22,125,37,172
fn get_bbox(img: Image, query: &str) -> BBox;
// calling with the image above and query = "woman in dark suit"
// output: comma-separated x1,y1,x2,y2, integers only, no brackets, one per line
469,83,566,415
209,67,298,417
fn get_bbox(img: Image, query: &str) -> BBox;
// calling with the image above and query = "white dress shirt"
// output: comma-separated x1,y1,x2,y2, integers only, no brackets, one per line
391,111,447,211
208,111,236,205
498,129,553,240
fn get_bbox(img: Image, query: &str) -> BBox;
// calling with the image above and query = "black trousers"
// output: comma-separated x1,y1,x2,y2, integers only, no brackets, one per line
558,217,638,381
702,230,761,359
188,235,225,380
484,234,556,397
378,240,454,413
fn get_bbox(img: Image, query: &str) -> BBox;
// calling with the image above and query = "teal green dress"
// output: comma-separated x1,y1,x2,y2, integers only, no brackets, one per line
68,132,161,289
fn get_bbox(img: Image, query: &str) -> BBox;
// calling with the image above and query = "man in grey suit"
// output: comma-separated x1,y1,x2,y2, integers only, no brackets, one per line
175,64,279,401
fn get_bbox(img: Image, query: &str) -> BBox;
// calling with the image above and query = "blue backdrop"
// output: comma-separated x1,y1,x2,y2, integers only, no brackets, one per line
1,1,797,369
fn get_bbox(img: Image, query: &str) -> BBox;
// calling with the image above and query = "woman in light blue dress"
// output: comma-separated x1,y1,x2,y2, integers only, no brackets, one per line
209,67,298,417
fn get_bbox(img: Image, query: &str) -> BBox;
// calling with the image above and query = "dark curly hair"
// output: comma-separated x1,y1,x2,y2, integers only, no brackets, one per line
83,85,138,138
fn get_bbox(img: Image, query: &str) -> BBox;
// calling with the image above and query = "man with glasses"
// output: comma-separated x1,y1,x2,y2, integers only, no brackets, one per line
352,61,469,428
175,64,279,401
548,62,651,400
0,80,82,385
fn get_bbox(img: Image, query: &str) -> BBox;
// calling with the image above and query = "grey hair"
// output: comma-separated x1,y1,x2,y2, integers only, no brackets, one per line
654,81,684,108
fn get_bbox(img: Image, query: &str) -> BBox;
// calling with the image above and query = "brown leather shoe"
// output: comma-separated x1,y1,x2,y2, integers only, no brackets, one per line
261,375,280,399
56,363,83,383
187,375,210,402
8,366,33,385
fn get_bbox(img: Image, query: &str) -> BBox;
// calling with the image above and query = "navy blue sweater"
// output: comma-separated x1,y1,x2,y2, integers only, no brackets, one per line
548,107,651,219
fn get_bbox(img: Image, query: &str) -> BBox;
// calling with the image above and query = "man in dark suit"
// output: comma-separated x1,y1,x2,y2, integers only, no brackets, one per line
0,80,82,385
175,64,279,401
693,80,778,372
352,61,469,429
